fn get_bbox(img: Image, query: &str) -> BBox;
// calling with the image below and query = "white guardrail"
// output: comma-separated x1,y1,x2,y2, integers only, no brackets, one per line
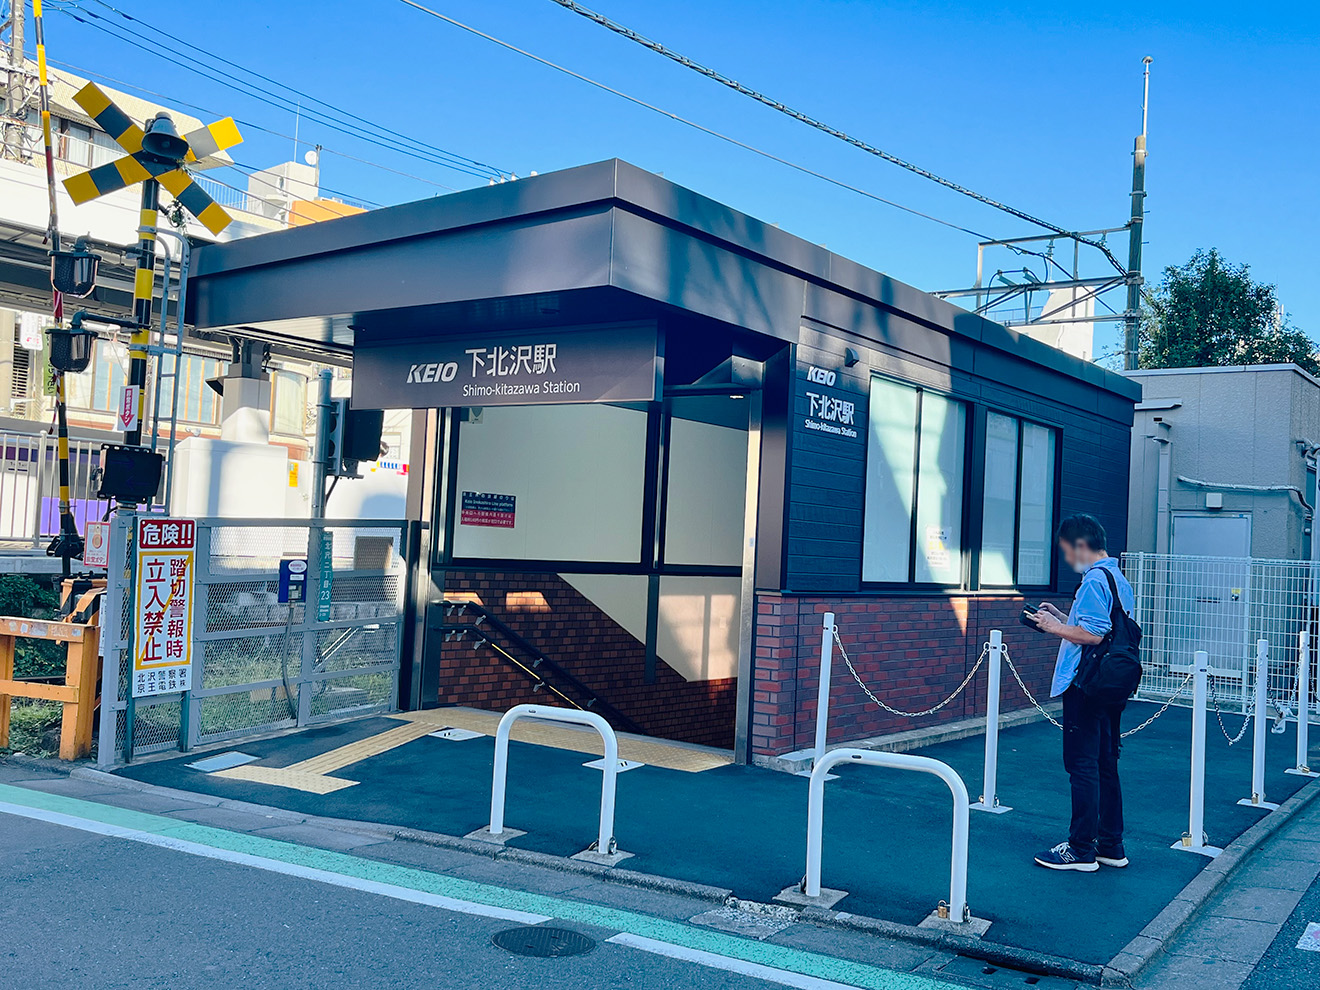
486,704,623,858
803,748,972,923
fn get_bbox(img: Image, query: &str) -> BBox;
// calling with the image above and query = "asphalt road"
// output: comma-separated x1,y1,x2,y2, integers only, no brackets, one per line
0,807,956,990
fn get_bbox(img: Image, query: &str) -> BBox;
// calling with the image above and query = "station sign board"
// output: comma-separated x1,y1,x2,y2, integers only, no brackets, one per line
351,323,659,409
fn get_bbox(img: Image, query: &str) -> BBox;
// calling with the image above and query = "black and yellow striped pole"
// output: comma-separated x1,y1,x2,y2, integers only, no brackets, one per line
124,178,160,451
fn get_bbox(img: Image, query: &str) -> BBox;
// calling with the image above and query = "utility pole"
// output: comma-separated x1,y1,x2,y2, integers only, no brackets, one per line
3,0,26,160
1123,56,1153,370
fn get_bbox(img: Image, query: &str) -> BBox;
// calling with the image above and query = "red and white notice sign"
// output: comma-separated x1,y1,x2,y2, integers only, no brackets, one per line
117,384,140,432
133,517,195,698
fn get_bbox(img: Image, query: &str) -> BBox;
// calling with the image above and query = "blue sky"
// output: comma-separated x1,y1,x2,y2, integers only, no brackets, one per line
39,0,1320,352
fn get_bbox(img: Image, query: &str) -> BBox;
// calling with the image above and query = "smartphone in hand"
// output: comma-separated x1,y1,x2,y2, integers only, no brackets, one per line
1020,607,1041,629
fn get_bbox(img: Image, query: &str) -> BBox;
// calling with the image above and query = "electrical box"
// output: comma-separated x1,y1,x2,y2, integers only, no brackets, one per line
1205,492,1224,510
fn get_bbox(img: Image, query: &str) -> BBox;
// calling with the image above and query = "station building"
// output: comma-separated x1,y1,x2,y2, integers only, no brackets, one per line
185,159,1140,762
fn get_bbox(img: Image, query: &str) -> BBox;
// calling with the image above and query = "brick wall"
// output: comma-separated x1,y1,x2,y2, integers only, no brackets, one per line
435,571,737,749
751,592,1070,757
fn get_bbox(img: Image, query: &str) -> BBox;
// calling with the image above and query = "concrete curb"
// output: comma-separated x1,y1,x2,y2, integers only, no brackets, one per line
18,758,1316,985
1099,772,1320,987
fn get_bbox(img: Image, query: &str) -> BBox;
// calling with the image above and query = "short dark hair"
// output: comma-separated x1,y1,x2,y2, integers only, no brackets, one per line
1056,514,1107,552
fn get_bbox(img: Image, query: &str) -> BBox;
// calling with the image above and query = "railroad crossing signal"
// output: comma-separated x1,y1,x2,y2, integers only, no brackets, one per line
60,82,242,235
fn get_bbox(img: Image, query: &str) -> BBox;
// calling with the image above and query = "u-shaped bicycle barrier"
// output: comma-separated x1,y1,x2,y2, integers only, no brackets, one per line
799,748,972,923
480,704,624,859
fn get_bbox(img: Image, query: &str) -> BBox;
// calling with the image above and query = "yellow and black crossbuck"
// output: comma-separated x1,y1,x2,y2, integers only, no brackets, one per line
61,83,242,235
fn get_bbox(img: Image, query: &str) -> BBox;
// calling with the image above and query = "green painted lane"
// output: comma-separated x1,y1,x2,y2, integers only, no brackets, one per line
0,783,955,990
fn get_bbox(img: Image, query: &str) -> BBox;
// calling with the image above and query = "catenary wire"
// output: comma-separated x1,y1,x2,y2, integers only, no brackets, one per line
545,0,1131,279
45,58,459,193
51,5,502,181
395,1,1101,282
76,0,505,177
395,0,993,241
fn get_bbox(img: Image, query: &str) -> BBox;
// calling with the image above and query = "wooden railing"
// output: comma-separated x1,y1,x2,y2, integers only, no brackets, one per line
0,615,100,760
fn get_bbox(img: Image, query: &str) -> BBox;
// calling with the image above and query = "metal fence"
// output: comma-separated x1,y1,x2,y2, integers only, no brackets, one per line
0,431,99,549
98,515,407,764
1123,552,1318,720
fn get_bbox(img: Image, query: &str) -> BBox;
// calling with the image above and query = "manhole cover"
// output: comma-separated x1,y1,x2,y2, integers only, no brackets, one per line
491,926,596,958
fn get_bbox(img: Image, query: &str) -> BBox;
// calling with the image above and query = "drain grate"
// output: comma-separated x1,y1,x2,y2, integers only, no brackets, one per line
492,926,596,958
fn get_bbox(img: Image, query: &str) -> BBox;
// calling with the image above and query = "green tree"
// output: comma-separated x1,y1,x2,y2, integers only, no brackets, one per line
1138,249,1318,375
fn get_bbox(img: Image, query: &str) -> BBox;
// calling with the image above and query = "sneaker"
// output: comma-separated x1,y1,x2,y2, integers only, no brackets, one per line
1096,844,1129,868
1034,841,1099,872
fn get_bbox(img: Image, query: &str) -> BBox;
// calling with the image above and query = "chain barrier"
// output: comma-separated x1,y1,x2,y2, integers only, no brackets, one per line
1000,645,1195,738
1208,676,1252,746
1000,644,1062,729
1119,671,1195,738
833,629,989,719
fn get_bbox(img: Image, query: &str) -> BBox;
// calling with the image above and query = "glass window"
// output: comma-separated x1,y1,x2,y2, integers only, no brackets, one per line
979,413,1057,588
863,377,966,585
980,412,1019,586
1018,422,1056,585
914,392,966,584
861,378,919,582
271,370,307,436
453,403,648,563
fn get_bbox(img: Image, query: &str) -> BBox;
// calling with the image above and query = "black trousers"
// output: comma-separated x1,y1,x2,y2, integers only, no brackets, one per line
1061,685,1125,853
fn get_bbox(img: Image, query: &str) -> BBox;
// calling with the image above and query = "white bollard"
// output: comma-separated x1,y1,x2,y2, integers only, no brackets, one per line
1287,629,1318,777
1174,650,1221,857
487,704,621,857
812,612,836,767
801,748,972,923
971,630,1011,814
1239,639,1280,811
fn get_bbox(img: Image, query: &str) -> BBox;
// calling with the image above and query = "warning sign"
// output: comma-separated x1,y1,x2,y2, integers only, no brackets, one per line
460,491,516,528
133,517,195,697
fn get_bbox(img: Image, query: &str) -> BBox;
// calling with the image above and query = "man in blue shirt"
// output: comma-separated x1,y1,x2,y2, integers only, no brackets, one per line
1025,514,1135,872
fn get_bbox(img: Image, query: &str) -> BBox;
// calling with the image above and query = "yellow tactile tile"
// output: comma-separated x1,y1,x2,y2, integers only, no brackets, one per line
391,707,733,773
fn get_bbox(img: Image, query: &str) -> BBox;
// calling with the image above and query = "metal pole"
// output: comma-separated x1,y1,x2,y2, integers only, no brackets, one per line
311,369,333,518
1288,629,1317,776
972,630,1011,813
1123,57,1152,370
2,0,24,160
812,611,835,765
122,179,159,475
1174,650,1221,856
1239,639,1279,810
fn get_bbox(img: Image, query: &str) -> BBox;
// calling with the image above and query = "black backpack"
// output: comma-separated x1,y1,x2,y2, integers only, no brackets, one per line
1074,567,1143,706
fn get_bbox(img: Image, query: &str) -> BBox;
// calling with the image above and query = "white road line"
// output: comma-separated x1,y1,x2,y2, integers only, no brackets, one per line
0,801,550,925
607,933,866,990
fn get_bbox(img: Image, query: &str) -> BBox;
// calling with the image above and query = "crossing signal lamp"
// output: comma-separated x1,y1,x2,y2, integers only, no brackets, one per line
49,237,101,298
45,325,96,374
325,398,384,479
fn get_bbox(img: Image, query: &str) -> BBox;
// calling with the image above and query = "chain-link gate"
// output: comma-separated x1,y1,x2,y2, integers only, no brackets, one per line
1123,552,1318,722
98,516,406,765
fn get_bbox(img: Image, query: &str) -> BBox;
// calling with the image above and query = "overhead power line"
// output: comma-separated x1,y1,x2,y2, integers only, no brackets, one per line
46,58,459,193
51,3,505,182
395,0,993,240
78,0,505,178
544,0,1130,278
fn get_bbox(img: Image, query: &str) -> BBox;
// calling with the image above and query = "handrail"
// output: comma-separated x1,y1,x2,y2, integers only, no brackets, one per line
804,747,972,923
436,599,645,735
488,704,622,856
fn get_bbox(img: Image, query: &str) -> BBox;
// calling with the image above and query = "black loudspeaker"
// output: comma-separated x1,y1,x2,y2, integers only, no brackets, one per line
97,444,165,503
